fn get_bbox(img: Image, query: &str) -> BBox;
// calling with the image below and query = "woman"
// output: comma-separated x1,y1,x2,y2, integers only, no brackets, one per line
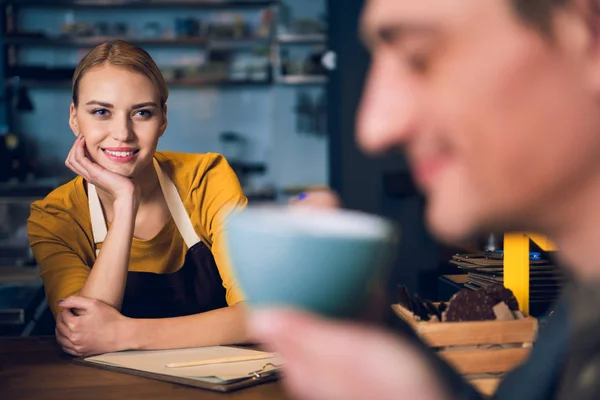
27,40,249,357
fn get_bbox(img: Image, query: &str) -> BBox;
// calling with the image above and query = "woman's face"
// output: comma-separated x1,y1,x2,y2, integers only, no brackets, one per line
69,63,167,178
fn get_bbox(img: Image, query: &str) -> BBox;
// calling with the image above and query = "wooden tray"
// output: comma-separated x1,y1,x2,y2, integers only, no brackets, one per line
392,303,538,397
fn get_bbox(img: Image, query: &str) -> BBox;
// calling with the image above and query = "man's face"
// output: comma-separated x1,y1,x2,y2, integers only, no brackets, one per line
358,0,600,242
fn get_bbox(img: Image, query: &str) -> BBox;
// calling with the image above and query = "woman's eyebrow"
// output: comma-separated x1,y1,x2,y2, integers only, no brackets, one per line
131,102,159,110
84,101,158,109
85,100,113,108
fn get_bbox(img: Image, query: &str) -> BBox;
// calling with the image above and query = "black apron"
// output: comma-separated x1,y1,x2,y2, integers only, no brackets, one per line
88,159,228,319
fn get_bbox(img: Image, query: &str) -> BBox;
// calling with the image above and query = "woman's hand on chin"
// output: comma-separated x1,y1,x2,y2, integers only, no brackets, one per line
65,135,137,203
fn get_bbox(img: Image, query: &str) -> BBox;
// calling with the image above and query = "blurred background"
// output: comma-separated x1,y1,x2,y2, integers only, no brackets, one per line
1,0,551,338
0,0,330,200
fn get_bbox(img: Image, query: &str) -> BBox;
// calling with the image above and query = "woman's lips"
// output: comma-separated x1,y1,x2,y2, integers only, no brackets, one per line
101,148,139,163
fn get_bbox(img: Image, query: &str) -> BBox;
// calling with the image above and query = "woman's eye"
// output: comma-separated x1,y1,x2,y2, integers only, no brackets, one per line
92,109,109,116
134,109,153,118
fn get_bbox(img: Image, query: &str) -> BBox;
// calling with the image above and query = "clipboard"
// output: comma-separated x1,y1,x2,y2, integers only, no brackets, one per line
72,348,281,393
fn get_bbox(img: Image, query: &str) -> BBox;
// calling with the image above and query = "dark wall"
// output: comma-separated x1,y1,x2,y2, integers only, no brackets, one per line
327,0,447,300
327,0,383,214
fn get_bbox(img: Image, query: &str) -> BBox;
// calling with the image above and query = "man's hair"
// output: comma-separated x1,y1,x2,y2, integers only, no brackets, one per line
513,0,570,33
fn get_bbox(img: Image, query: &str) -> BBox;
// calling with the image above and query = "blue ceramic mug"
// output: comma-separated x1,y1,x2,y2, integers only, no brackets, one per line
224,206,398,319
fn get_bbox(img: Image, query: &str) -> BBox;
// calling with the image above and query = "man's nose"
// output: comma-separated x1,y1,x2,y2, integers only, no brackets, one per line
357,53,420,155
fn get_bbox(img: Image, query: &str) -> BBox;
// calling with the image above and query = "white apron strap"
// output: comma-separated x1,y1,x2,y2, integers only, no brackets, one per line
88,182,107,257
152,158,201,249
87,159,201,257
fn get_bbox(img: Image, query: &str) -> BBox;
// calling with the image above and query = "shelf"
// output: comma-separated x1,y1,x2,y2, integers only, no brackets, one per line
9,77,272,87
4,36,270,49
276,75,327,85
277,34,326,44
168,78,271,87
2,0,277,9
5,36,206,47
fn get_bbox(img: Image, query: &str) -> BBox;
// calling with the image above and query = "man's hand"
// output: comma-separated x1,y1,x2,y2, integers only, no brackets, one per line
250,308,450,400
289,188,341,209
55,296,131,357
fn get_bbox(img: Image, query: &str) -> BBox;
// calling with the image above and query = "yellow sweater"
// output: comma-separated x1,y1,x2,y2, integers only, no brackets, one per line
28,151,247,317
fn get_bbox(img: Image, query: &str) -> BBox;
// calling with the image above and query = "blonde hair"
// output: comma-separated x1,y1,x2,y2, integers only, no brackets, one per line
72,40,168,108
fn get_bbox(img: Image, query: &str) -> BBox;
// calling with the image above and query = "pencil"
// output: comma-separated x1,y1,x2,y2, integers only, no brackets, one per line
165,353,275,368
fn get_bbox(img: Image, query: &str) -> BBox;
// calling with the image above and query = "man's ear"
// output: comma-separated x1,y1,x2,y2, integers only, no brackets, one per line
69,102,79,137
563,0,600,89
159,103,168,137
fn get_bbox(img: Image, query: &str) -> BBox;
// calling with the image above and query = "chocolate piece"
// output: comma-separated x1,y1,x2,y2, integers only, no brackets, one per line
414,295,432,321
409,295,424,320
424,300,442,320
397,285,413,312
481,284,520,311
444,290,498,322
444,284,520,322
438,302,448,314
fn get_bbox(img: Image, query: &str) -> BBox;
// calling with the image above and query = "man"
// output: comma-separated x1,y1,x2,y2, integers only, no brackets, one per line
250,1,600,399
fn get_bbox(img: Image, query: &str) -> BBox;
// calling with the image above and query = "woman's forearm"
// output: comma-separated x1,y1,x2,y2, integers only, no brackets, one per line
120,303,250,351
79,194,137,310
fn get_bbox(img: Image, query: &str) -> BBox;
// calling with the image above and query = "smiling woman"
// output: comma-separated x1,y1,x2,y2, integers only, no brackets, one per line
26,40,250,357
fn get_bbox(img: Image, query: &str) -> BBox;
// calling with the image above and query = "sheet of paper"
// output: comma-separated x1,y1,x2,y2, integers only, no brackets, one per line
84,346,282,383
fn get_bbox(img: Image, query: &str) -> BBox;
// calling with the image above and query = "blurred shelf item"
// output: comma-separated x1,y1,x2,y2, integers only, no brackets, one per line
228,161,267,192
277,33,327,44
276,75,327,85
2,0,278,9
245,186,277,203
280,185,329,196
209,38,270,50
229,161,266,174
0,280,45,336
0,267,40,285
0,178,61,199
168,78,271,86
4,35,270,49
277,33,326,44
